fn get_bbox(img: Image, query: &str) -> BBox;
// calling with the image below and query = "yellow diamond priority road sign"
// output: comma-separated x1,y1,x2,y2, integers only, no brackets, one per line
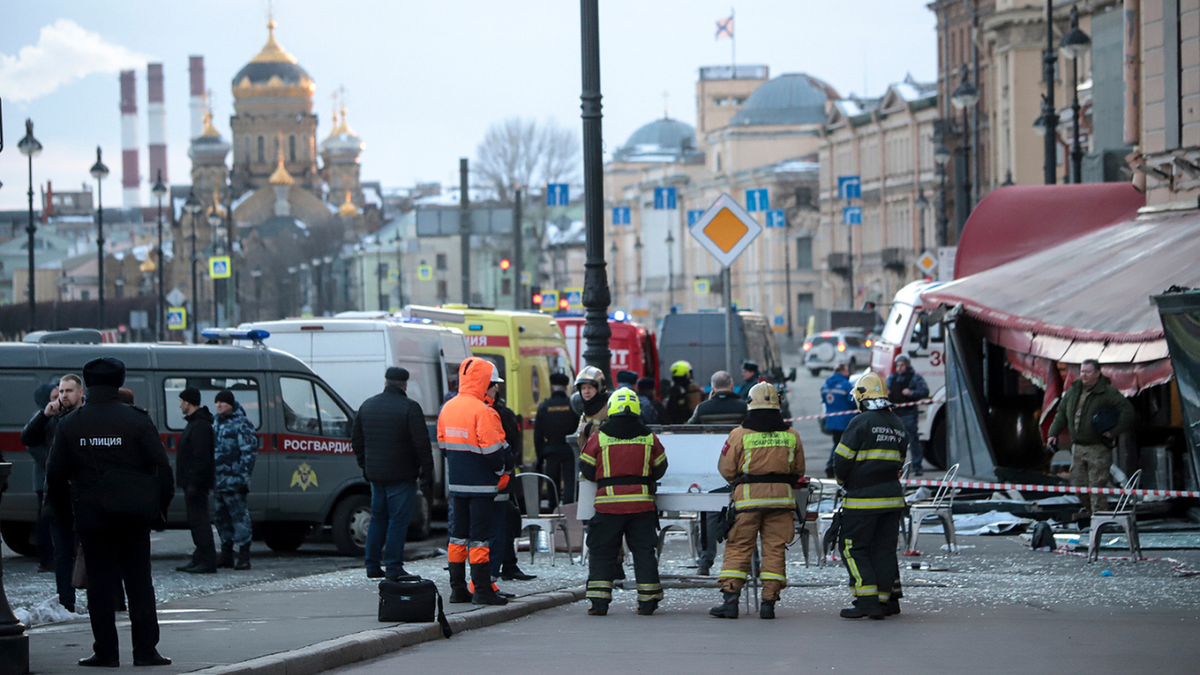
690,193,763,268
916,250,938,275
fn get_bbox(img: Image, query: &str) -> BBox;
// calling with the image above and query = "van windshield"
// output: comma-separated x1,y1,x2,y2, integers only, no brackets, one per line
881,302,913,345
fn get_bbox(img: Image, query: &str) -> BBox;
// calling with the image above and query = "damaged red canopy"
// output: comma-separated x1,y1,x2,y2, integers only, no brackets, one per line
925,207,1200,395
953,183,1144,278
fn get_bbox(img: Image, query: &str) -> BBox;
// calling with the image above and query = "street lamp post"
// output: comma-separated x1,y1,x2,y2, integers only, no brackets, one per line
933,140,950,246
208,207,223,326
18,120,42,332
609,240,619,306
950,65,980,235
251,268,263,322
90,147,110,327
665,228,676,311
1041,0,1060,185
286,266,298,317
183,191,202,342
579,0,612,379
152,171,168,340
1060,5,1091,184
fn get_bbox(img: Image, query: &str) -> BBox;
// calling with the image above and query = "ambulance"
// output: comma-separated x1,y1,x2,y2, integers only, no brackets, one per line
403,305,574,464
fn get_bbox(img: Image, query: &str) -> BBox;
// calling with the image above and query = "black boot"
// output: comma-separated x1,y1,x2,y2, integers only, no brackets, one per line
637,600,659,616
217,542,234,569
760,600,776,620
587,600,609,616
234,543,251,570
840,601,884,620
709,590,740,619
500,565,536,581
471,563,508,605
448,562,471,603
883,597,901,616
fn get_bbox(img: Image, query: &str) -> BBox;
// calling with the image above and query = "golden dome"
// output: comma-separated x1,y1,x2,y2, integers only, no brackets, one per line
232,19,315,100
200,110,220,138
269,141,294,186
338,190,359,217
336,107,355,136
250,20,297,65
140,256,157,273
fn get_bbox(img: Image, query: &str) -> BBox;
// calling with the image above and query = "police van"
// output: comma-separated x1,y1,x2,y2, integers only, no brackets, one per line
0,338,377,557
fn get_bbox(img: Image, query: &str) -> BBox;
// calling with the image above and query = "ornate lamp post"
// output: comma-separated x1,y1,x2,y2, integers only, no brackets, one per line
251,268,263,321
933,140,951,247
1060,5,1091,184
151,171,168,339
207,205,224,325
18,120,42,332
950,66,979,234
665,228,676,311
1040,0,1060,185
183,191,203,342
579,0,612,379
90,147,110,327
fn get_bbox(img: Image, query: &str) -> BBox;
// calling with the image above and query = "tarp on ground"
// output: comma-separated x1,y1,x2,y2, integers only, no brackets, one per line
924,207,1200,396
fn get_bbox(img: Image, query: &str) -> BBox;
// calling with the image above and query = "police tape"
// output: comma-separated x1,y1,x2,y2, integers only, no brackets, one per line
785,397,934,423
900,478,1200,499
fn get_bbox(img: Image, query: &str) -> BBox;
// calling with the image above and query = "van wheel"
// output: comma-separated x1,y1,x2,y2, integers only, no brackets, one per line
332,494,371,557
262,523,312,553
809,368,822,377
0,521,37,557
927,415,947,470
408,493,432,541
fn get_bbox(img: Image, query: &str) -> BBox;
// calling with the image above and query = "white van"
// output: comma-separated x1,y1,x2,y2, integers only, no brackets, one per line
237,317,472,522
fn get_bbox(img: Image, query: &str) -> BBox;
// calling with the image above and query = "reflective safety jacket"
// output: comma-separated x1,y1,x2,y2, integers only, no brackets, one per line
718,427,805,510
833,408,907,511
579,420,667,515
437,357,508,497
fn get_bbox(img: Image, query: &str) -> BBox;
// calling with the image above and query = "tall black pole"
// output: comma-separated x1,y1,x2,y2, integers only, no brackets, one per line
579,0,612,380
783,218,793,339
96,175,105,327
513,188,524,310
156,185,164,341
957,104,971,238
190,213,199,343
25,153,35,332
1042,0,1059,185
1071,56,1083,183
459,158,471,304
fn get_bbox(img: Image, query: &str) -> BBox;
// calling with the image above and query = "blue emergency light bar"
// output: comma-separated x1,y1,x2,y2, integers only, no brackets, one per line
201,328,270,343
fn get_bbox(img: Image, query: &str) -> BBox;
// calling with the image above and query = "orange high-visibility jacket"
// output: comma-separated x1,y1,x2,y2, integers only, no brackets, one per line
438,357,508,496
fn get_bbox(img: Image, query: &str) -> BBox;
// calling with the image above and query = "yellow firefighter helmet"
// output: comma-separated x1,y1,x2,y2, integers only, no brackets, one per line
607,388,642,418
852,371,888,405
670,360,693,378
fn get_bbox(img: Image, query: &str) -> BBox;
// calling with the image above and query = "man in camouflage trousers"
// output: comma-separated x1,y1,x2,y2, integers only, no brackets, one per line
212,389,259,570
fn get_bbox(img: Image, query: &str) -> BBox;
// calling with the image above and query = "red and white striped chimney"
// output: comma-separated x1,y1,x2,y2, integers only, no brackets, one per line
120,70,140,207
189,56,206,140
147,63,167,186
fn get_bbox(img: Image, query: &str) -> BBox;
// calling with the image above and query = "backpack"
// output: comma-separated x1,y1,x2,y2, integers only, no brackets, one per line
1029,521,1055,550
378,575,452,638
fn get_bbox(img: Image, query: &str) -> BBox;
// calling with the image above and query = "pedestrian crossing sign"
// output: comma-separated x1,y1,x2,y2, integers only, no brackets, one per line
417,264,433,281
167,307,186,331
209,256,231,279
694,279,710,295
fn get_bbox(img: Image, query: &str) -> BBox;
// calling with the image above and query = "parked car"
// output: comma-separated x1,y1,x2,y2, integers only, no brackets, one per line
803,330,871,376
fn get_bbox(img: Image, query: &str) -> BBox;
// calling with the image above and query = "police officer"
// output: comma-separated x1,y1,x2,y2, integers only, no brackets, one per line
534,372,578,509
438,357,510,606
737,360,765,400
579,389,668,616
46,358,174,667
709,383,804,620
833,371,907,619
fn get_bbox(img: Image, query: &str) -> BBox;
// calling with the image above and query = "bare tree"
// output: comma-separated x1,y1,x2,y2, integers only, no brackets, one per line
475,117,580,202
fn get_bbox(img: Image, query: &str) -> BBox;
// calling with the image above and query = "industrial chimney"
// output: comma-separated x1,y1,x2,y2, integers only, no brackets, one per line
189,56,206,140
120,70,140,207
148,63,167,185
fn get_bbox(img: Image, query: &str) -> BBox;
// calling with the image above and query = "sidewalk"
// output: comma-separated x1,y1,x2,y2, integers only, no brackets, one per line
25,555,586,674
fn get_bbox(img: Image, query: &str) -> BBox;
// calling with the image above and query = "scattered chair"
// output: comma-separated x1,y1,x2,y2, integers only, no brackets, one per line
516,473,572,565
1087,469,1143,563
905,463,960,556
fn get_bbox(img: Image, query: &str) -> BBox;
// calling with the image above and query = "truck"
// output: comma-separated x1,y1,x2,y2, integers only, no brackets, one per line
556,315,660,387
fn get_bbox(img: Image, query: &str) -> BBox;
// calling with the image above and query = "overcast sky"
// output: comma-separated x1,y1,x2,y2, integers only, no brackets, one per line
0,1,937,210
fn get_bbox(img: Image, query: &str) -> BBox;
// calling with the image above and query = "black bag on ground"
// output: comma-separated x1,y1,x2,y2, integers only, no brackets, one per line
378,575,452,638
1029,520,1055,549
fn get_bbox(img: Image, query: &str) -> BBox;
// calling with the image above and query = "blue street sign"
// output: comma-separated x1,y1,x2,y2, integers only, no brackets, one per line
842,206,863,225
653,186,677,210
546,183,570,206
687,209,705,227
837,176,862,200
766,209,787,228
745,188,769,212
612,206,631,225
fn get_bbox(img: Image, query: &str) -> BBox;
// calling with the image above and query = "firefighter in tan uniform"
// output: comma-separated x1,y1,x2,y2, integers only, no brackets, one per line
709,382,805,620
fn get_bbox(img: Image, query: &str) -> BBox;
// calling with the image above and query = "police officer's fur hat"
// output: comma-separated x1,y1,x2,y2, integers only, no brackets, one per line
549,372,570,387
83,357,125,388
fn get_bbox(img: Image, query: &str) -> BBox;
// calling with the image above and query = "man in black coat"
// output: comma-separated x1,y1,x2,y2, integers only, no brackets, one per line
535,372,579,510
351,367,433,580
47,358,174,667
687,370,748,575
175,387,217,574
489,377,536,583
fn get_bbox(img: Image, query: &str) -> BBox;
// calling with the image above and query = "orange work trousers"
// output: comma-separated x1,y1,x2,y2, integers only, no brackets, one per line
717,509,794,601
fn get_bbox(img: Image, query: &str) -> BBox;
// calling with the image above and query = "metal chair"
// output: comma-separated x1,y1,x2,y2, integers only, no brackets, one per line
516,472,572,565
656,512,700,561
1087,469,1143,563
905,463,959,555
795,479,837,566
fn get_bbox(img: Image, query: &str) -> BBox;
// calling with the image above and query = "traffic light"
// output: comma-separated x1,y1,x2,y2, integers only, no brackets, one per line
499,258,511,271
531,286,543,307
558,297,570,311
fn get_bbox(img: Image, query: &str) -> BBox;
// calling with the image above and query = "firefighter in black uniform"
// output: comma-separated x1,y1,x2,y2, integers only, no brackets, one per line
46,358,175,667
832,371,907,620
534,372,579,509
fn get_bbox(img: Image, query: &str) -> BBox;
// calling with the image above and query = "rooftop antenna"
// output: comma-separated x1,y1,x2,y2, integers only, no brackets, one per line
662,90,669,119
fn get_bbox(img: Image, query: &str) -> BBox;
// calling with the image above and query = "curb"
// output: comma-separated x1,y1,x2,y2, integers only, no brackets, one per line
189,587,585,675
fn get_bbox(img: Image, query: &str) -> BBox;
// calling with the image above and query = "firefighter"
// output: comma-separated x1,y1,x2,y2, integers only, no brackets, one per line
666,360,705,424
833,371,907,619
579,389,668,616
437,357,510,606
709,382,805,620
573,366,608,449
